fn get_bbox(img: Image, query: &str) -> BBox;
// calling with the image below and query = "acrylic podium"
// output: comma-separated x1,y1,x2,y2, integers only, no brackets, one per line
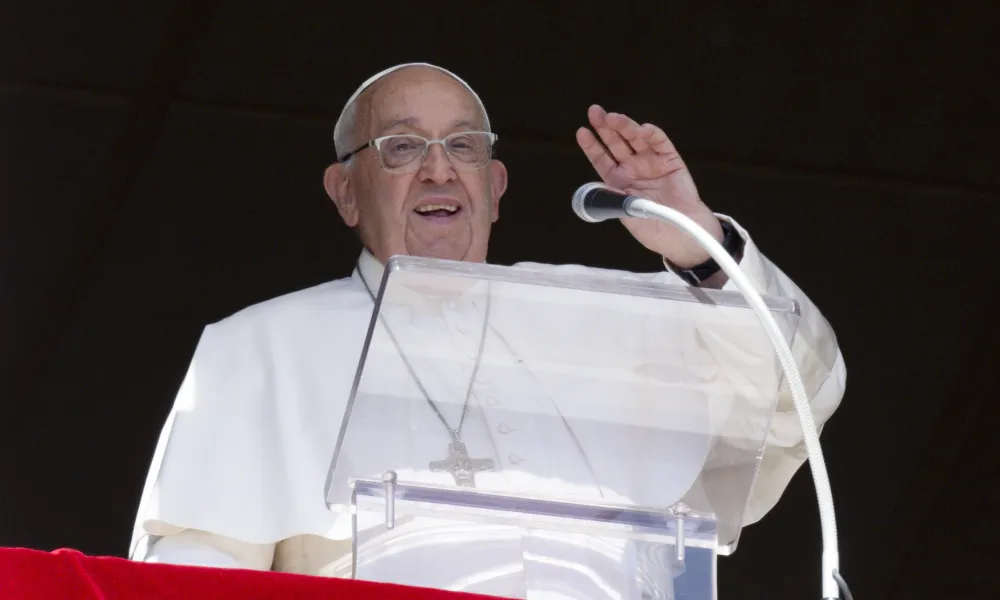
324,255,799,600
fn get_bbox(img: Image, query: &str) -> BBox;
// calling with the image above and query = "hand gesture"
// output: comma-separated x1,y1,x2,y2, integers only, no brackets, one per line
576,105,723,267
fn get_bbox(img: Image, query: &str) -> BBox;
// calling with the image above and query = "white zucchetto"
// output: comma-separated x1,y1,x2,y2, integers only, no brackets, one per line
333,62,491,158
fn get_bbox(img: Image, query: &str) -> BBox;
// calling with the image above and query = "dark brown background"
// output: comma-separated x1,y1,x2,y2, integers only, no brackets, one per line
2,2,999,598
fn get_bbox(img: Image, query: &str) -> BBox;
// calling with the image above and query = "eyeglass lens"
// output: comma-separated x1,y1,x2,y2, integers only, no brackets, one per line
380,132,493,170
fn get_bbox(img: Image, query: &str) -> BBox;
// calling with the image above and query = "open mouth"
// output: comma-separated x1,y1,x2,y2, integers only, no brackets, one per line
414,203,461,219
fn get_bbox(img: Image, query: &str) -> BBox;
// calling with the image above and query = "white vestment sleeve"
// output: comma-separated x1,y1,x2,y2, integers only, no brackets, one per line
508,214,845,528
663,214,846,525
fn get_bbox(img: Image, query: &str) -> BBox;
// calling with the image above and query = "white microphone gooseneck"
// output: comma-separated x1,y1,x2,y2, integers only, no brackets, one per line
573,183,846,599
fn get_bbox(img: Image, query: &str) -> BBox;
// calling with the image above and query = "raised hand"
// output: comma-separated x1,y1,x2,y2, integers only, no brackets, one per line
576,104,723,268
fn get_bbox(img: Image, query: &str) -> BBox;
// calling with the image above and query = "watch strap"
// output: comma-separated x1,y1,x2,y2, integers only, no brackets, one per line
664,218,745,286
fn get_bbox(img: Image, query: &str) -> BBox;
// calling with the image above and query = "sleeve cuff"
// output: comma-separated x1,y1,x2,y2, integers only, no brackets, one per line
661,213,772,293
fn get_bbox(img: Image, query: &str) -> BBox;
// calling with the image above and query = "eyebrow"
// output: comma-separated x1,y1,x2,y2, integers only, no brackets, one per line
379,117,419,132
377,117,483,135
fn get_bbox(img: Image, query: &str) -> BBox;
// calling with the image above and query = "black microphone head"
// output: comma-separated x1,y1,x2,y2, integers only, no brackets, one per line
571,182,612,223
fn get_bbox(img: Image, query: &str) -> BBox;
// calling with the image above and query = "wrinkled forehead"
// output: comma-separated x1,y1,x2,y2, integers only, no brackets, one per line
333,63,490,152
366,68,487,134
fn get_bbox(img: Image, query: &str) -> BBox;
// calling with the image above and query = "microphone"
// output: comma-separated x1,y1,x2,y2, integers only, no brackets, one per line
571,182,642,222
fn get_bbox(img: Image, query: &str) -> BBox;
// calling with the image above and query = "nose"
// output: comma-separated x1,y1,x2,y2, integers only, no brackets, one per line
418,142,456,185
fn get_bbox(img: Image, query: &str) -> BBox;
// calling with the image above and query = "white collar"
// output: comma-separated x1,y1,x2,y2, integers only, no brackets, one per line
355,247,386,295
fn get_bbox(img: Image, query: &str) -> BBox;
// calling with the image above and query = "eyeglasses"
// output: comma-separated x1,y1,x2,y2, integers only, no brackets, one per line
338,131,498,172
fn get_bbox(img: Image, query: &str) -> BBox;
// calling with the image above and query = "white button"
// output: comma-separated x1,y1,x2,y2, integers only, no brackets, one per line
508,453,524,465
456,322,470,334
497,423,512,434
486,396,499,406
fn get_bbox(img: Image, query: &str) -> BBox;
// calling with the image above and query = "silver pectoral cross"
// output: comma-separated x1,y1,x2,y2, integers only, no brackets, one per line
429,441,496,487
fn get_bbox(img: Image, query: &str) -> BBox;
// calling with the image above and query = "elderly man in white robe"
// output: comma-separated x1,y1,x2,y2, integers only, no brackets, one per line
130,62,846,598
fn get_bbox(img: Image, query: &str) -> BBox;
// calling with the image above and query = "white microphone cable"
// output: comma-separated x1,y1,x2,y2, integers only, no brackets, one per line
575,186,850,599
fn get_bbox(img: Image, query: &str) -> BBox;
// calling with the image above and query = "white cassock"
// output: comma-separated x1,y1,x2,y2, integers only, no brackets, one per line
130,215,846,599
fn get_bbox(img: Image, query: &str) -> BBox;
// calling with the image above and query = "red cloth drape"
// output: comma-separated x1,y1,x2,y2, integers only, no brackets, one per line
0,547,499,599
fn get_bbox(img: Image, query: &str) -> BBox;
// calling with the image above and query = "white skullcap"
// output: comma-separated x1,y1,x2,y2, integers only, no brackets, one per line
333,62,491,159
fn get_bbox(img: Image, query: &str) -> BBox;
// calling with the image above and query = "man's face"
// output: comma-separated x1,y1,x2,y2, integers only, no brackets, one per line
325,67,507,264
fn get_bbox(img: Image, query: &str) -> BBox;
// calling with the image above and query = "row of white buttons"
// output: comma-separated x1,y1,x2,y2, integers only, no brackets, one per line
472,392,520,463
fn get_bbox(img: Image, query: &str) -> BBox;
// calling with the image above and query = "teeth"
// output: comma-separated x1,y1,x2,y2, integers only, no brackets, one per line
415,204,458,214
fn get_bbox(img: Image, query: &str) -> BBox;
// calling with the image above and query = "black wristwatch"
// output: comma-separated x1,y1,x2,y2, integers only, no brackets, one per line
665,219,745,286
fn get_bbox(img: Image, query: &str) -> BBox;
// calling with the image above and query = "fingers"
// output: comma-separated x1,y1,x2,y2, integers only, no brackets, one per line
587,105,676,155
576,127,618,180
641,122,679,156
609,113,650,154
579,104,683,181
587,105,634,163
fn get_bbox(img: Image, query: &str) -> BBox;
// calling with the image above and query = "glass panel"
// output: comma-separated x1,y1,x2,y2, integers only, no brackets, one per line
325,255,799,592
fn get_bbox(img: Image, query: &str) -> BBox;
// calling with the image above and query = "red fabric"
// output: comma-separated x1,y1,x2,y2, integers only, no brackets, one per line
0,547,499,600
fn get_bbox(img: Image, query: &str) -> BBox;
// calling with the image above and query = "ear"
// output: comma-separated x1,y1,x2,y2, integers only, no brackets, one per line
324,162,358,227
487,160,508,222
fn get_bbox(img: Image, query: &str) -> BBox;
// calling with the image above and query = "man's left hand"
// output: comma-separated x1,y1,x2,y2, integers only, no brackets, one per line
576,104,723,268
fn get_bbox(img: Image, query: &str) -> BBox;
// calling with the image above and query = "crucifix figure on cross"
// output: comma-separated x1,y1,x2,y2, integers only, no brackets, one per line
429,441,496,487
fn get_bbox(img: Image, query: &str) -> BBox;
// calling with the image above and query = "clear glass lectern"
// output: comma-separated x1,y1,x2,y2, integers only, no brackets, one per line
325,256,800,599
